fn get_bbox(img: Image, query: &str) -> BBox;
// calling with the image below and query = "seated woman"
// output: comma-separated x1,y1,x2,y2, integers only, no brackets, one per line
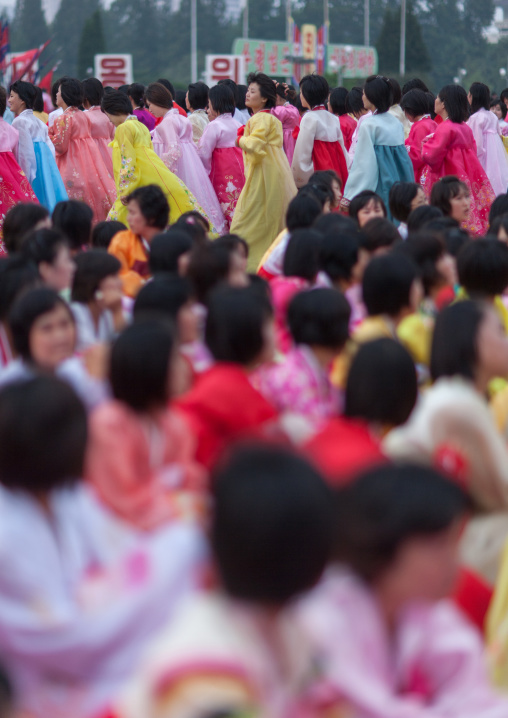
21,228,75,293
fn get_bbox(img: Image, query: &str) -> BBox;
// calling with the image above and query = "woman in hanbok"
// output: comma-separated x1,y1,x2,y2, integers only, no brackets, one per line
341,75,414,218
400,88,437,185
230,72,297,272
145,83,226,235
467,82,508,197
9,80,68,211
185,81,209,145
328,86,357,151
101,91,208,227
272,82,300,164
197,84,245,228
0,86,38,249
49,78,116,223
421,84,495,236
127,83,155,132
82,77,114,175
291,74,349,189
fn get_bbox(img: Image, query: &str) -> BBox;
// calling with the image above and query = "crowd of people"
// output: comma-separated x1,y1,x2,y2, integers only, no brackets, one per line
1,67,508,717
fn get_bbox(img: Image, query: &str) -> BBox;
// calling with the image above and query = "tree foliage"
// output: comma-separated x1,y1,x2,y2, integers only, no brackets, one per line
376,0,431,77
11,0,48,52
77,9,106,79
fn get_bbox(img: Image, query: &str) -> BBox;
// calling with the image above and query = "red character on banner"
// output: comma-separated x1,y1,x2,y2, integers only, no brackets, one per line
316,26,324,75
366,50,375,74
100,58,129,87
268,44,278,74
357,49,367,72
242,42,252,68
347,49,355,71
255,42,265,72
281,44,291,75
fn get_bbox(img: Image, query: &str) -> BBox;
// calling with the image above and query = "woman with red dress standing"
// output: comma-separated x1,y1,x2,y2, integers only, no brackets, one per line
400,88,437,185
328,86,357,152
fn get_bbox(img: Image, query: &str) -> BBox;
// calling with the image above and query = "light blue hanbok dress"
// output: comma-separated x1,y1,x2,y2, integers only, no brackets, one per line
343,111,414,219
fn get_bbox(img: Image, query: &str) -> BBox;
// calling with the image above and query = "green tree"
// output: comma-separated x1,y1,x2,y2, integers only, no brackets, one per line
376,0,431,78
52,0,101,77
11,0,48,52
77,9,106,79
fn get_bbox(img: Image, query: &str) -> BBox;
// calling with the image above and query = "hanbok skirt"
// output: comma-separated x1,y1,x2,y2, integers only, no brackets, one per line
312,139,349,189
374,144,415,220
32,140,68,212
0,150,38,254
210,147,245,229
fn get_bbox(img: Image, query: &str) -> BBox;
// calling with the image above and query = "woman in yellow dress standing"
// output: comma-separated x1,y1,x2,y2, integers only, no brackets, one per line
101,91,210,227
231,72,297,271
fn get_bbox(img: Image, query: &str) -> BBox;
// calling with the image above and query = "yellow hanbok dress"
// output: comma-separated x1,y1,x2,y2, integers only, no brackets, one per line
108,116,207,226
231,111,297,272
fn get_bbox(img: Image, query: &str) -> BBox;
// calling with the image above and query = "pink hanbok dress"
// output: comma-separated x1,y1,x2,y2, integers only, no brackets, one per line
86,105,115,176
405,115,437,185
0,117,38,251
467,108,508,197
49,106,116,222
197,112,245,228
272,103,300,164
152,109,226,234
421,120,495,235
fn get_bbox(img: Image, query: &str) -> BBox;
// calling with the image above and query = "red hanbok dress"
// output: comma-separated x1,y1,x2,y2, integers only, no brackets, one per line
421,120,495,235
405,115,437,184
0,117,38,252
339,114,357,152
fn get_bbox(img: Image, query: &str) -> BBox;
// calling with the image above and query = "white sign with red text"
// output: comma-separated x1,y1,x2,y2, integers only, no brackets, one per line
94,54,133,88
205,55,245,86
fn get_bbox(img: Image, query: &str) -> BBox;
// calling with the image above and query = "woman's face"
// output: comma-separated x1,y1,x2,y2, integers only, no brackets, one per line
177,299,200,344
498,225,508,243
206,101,218,121
228,251,249,288
39,244,76,292
331,179,343,207
410,187,427,213
127,200,150,237
362,90,374,112
449,190,471,224
145,101,166,118
357,199,385,227
434,95,446,118
245,83,266,113
492,103,504,121
8,91,24,117
96,273,123,311
436,251,457,287
105,112,126,127
56,87,66,109
476,306,508,382
29,304,76,370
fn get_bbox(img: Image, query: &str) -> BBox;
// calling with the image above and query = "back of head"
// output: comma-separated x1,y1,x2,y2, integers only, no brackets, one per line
21,228,68,267
319,230,359,284
133,274,192,323
187,242,230,304
59,78,83,108
110,319,174,412
157,78,175,97
469,82,490,114
430,300,484,382
400,89,430,120
329,86,348,115
174,211,209,241
489,193,508,227
407,205,443,233
389,182,421,223
299,74,329,109
333,464,469,582
363,75,393,114
71,249,121,304
205,285,273,365
362,253,418,317
402,78,429,95
346,86,364,116
361,217,400,253
91,220,126,250
287,287,350,349
389,78,402,105
187,81,209,110
298,182,333,211
3,203,50,254
149,230,192,275
127,83,146,108
438,84,468,123
283,228,321,281
52,200,93,251
0,376,87,494
101,90,132,116
457,238,508,297
345,338,417,427
312,213,357,235
401,233,447,295
33,86,44,113
82,77,104,107
0,255,39,322
208,84,235,116
211,445,334,604
286,193,322,232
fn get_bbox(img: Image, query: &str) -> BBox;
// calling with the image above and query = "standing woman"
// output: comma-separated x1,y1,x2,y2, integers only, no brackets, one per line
127,83,155,132
101,90,207,227
341,75,414,218
9,80,68,211
49,78,116,222
82,77,114,175
421,84,495,236
291,74,349,189
400,88,437,185
231,72,297,271
467,82,508,197
197,83,245,229
186,82,209,145
328,86,357,152
146,82,226,235
272,83,300,164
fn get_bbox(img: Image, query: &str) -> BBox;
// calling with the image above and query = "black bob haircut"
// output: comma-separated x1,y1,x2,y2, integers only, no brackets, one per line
110,319,174,412
187,81,209,110
457,238,508,297
400,88,430,119
469,82,490,114
345,86,364,116
208,84,235,116
348,190,387,221
133,275,193,323
205,285,273,365
489,193,508,227
246,72,276,109
9,80,36,109
21,228,69,267
430,300,487,383
71,250,121,304
300,74,329,108
430,175,469,218
3,202,49,254
319,230,359,283
0,256,39,322
402,78,429,95
389,181,421,223
329,86,348,115
211,444,334,604
59,78,83,108
82,77,104,107
101,90,132,116
362,253,419,317
0,376,87,493
288,287,350,349
283,228,321,281
437,84,469,124
345,338,417,427
333,463,470,582
149,230,193,275
407,204,443,233
52,200,94,251
91,220,126,249
125,185,169,229
363,75,393,114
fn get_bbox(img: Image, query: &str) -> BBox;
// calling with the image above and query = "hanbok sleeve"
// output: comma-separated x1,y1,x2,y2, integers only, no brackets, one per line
197,120,219,175
49,111,71,156
421,124,450,172
152,117,182,173
116,123,141,201
12,118,37,183
467,114,485,165
343,120,379,202
238,115,269,164
291,113,317,188
406,123,429,177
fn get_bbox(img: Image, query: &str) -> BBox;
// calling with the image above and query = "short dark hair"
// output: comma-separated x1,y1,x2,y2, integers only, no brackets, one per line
299,74,329,108
71,250,121,303
52,200,93,251
288,287,350,349
345,86,364,116
362,253,419,317
491,98,507,119
217,78,238,109
174,211,209,239
361,217,400,253
91,220,126,249
298,182,333,210
407,204,443,232
319,230,359,283
0,377,87,492
146,82,173,109
388,77,402,105
187,242,230,304
286,193,322,231
282,228,321,281
389,182,421,223
10,80,36,109
211,445,334,603
430,300,485,382
110,319,174,411
205,286,273,365
0,256,39,321
469,82,490,114
208,84,235,116
399,233,447,295
246,72,276,109
348,190,387,221
21,228,69,267
430,175,469,217
157,78,175,97
82,77,104,107
149,230,192,274
312,213,357,235
127,82,146,108
3,203,50,254
33,86,44,113
133,275,192,323
59,78,83,108
402,78,429,95
214,233,249,259
438,85,469,124
126,185,169,229
187,81,209,110
101,90,132,116
457,238,508,297
400,88,429,119
333,464,469,582
9,287,74,361
345,338,417,426
500,87,508,104
328,86,348,115
363,75,393,113
0,86,6,116
489,193,508,227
